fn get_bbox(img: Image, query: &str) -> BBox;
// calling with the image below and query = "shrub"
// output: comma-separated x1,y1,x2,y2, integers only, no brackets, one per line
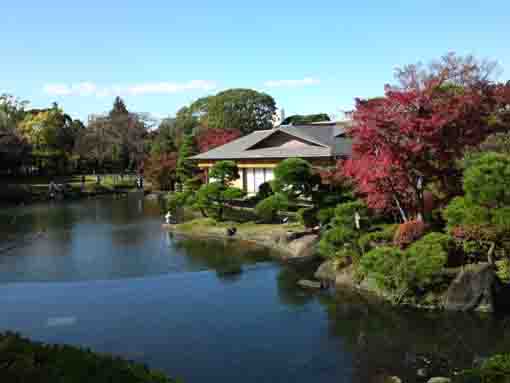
0,332,175,383
255,193,288,223
496,259,510,283
358,224,398,253
256,181,274,200
298,207,319,228
317,207,335,225
318,200,367,261
359,246,406,294
462,353,510,383
360,233,448,299
405,232,449,288
393,219,427,248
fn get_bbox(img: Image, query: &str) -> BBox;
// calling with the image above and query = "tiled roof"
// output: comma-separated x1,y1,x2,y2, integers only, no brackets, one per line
191,122,352,160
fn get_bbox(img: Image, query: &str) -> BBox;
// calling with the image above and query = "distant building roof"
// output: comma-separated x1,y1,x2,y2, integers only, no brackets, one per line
191,121,352,161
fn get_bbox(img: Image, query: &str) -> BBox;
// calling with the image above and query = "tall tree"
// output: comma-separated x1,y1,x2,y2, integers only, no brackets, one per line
176,135,197,183
343,54,510,221
0,95,30,172
206,89,276,134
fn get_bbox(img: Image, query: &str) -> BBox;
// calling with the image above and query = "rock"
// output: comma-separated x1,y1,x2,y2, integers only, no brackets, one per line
314,260,337,282
445,263,501,312
427,378,451,383
297,279,323,289
286,234,319,258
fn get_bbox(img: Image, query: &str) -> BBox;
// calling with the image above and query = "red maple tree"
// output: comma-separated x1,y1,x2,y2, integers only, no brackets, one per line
195,128,241,153
342,56,510,221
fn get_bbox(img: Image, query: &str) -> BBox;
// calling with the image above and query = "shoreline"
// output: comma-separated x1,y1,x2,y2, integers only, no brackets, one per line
163,218,318,261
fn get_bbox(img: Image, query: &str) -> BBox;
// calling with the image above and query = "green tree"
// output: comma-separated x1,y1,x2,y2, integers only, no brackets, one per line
193,161,244,220
0,95,30,172
207,89,276,134
444,152,510,264
318,200,367,261
273,158,319,200
151,118,177,155
176,135,197,183
281,113,330,125
255,193,289,223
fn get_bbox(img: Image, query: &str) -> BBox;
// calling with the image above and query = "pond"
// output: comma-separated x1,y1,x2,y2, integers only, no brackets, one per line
0,194,509,383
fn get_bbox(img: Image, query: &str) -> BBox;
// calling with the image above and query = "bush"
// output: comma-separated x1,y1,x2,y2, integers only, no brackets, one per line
462,353,510,383
496,259,510,283
405,232,449,288
393,219,427,248
359,246,406,294
358,224,398,253
256,181,274,200
360,233,448,299
255,193,288,223
0,332,176,383
298,207,319,228
317,207,335,225
318,200,367,261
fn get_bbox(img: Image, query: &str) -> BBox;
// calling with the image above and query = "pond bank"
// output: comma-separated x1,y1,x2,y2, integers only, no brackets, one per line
164,218,318,260
315,259,510,313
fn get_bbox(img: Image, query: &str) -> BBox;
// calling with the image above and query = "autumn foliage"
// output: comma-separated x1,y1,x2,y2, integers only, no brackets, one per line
393,220,427,249
195,128,241,153
342,59,510,221
143,152,178,191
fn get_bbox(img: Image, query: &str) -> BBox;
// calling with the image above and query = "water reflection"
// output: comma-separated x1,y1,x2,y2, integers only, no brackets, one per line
0,196,509,383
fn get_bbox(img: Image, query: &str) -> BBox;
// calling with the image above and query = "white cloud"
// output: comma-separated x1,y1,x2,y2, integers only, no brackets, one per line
43,80,217,97
263,77,321,88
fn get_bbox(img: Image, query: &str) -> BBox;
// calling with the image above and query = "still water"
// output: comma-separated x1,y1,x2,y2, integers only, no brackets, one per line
0,194,508,383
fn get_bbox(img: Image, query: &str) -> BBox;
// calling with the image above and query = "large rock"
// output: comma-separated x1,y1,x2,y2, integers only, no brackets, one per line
286,234,319,258
444,263,501,312
314,260,337,282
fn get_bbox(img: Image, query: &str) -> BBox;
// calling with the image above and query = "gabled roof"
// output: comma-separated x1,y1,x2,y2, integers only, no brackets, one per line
191,122,352,161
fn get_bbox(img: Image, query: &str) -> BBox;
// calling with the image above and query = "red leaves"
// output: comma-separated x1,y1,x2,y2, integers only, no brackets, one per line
195,128,241,153
343,79,510,217
394,220,427,248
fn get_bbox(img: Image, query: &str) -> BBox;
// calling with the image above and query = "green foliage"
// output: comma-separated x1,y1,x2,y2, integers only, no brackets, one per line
297,207,319,228
404,232,450,287
176,135,196,182
317,207,335,225
358,224,398,253
318,200,367,260
0,332,176,383
281,113,330,125
444,153,510,264
463,152,510,208
462,353,510,383
166,191,194,212
256,181,274,200
208,160,239,185
273,158,316,199
255,193,289,223
359,246,406,293
496,259,510,283
207,88,276,134
360,233,448,299
195,182,245,221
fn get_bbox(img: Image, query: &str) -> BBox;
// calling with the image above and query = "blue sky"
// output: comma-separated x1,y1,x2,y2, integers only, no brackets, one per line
1,0,509,122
